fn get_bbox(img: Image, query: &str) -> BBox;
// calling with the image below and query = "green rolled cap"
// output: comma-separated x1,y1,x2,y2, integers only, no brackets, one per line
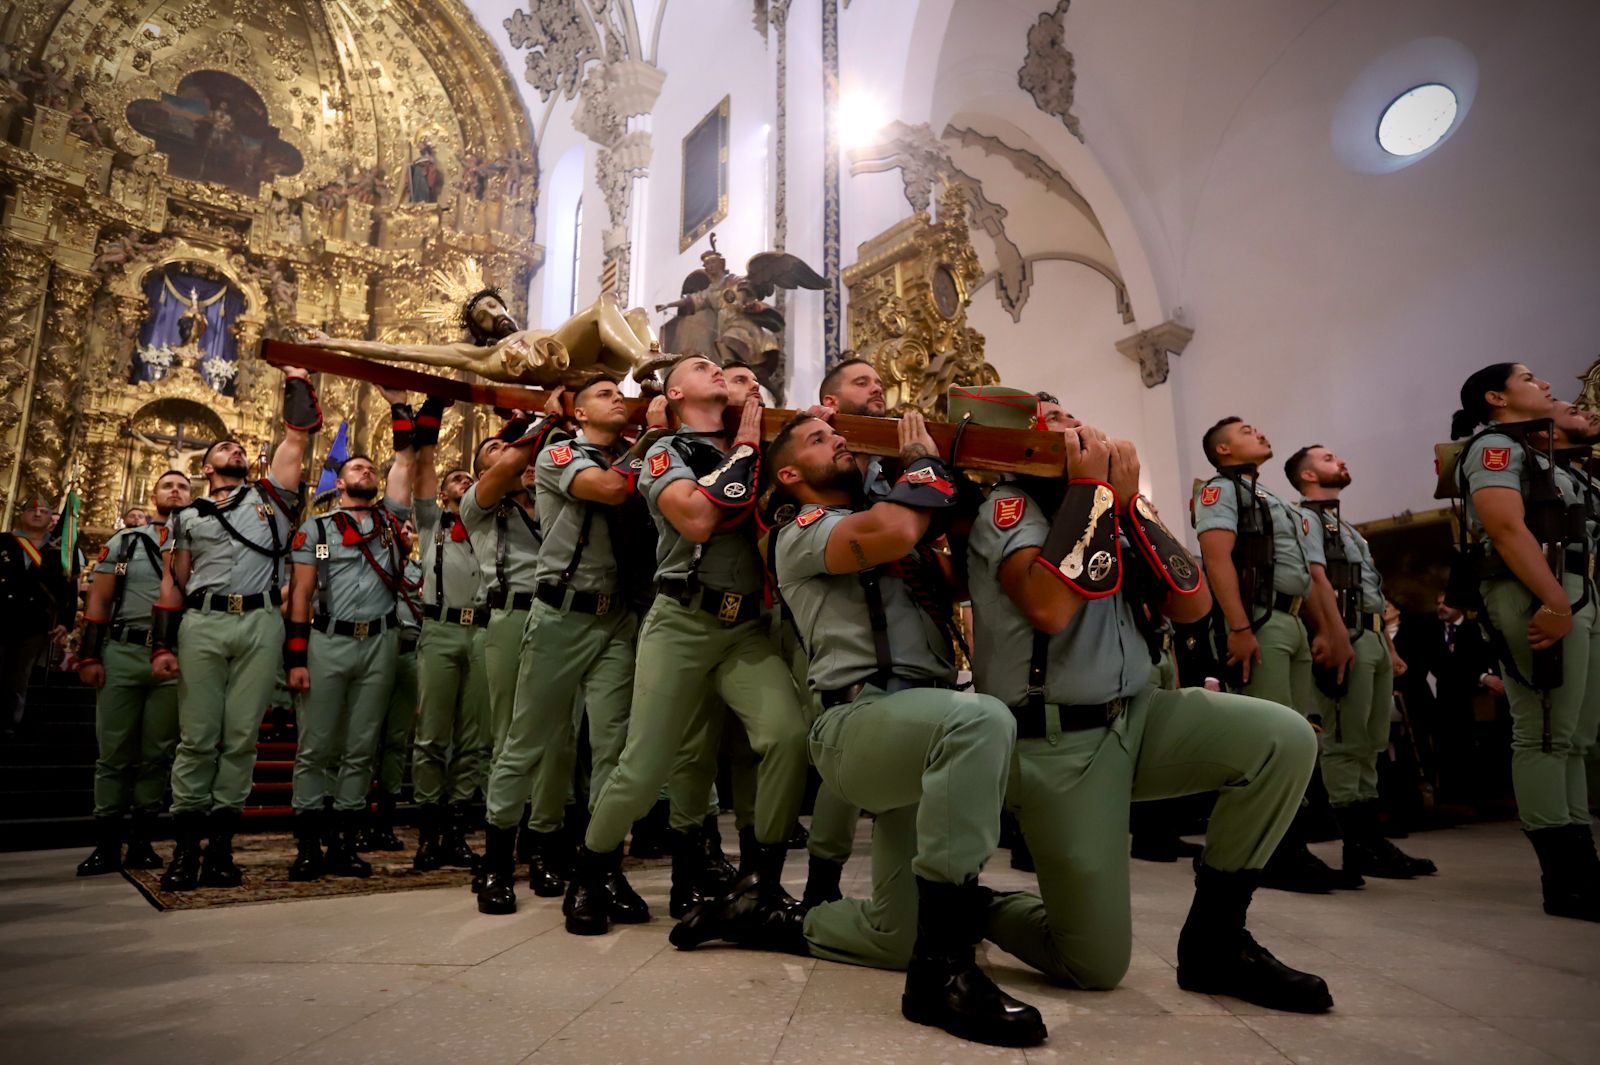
947,385,1039,430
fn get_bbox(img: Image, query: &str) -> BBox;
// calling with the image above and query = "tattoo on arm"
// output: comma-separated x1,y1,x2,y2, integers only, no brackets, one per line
902,443,931,460
848,539,869,568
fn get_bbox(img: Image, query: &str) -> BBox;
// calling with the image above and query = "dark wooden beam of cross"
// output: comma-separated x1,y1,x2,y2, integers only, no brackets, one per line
260,340,1069,478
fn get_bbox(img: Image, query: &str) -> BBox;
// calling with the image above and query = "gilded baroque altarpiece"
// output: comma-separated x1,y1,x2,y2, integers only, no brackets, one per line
0,0,542,539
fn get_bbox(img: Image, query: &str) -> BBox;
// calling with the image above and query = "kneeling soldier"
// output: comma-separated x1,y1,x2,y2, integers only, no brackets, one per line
75,476,193,875
970,398,1330,1014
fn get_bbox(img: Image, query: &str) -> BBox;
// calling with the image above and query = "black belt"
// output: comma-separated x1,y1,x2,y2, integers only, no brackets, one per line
536,582,617,616
488,589,536,611
422,603,488,628
313,611,399,640
1272,592,1305,618
1012,700,1124,738
818,676,951,709
185,587,283,614
659,578,765,625
1359,611,1384,635
399,633,419,654
109,622,152,646
1566,547,1594,578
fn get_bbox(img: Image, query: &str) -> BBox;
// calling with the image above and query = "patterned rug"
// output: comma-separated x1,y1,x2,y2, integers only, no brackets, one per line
122,826,477,911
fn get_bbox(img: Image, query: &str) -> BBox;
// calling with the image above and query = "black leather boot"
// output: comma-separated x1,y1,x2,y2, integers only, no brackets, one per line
478,824,519,916
670,839,805,951
76,816,124,877
412,803,446,871
564,846,616,936
200,808,244,888
603,845,650,923
159,811,205,892
123,812,165,869
628,799,670,859
357,791,405,851
515,804,534,866
1526,826,1600,922
669,828,714,919
288,811,325,882
900,877,1048,1047
1261,810,1358,893
800,855,844,910
320,795,338,847
1177,864,1334,1012
441,802,480,869
1009,830,1035,872
736,824,760,877
526,827,568,898
786,819,809,850
324,811,373,878
1339,802,1434,879
702,814,738,888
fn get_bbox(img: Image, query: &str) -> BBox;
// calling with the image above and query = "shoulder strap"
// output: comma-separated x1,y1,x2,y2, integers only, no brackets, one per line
558,505,596,588
314,516,332,617
106,533,146,622
856,566,894,689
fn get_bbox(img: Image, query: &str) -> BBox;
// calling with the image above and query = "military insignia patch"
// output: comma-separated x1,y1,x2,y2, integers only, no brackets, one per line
1302,516,1311,535
158,527,168,545
549,445,573,467
649,451,671,477
993,496,1026,529
907,467,936,484
1482,447,1511,471
292,531,308,550
96,546,109,562
795,507,827,528
1200,486,1221,506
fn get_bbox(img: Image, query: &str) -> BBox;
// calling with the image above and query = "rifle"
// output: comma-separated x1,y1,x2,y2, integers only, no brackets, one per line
259,340,1071,478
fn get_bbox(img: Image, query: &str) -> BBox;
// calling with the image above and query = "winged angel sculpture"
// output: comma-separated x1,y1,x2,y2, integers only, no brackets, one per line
656,235,826,397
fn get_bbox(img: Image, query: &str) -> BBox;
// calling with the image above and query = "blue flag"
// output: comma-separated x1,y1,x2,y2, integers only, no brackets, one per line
316,420,350,497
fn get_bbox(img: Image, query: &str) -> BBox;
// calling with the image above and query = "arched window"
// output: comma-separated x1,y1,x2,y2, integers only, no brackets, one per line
570,197,583,316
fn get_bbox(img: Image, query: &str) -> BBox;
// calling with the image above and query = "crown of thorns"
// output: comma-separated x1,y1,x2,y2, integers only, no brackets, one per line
459,287,506,334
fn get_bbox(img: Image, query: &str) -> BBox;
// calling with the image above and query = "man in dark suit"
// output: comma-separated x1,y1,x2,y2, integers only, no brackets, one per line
1,498,74,738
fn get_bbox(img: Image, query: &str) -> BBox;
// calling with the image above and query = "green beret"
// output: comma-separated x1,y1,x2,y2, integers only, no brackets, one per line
947,385,1039,430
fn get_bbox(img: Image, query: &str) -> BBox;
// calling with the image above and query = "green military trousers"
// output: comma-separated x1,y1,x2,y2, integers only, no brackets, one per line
1242,609,1315,713
93,638,179,818
801,685,1016,969
486,599,638,832
666,700,759,832
412,619,488,806
1483,572,1600,830
585,596,808,852
170,605,284,815
292,629,398,813
1314,628,1394,807
485,606,530,766
985,686,1317,989
374,643,418,794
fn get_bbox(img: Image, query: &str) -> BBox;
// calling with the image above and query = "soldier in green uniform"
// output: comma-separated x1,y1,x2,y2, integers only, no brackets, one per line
1452,365,1600,921
283,431,413,881
358,535,422,853
408,399,490,871
965,402,1330,1014
1193,416,1357,893
1287,444,1437,879
74,473,193,876
565,355,808,936
478,375,644,914
150,367,320,891
674,408,1047,1048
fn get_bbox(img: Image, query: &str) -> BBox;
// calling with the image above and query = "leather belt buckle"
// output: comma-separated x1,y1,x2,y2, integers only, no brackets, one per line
458,607,475,626
1286,595,1303,618
353,621,370,639
717,592,743,623
145,629,154,648
227,594,244,614
595,592,610,616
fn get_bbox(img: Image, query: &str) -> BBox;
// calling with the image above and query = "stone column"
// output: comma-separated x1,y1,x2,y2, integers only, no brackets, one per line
17,266,97,509
0,238,55,515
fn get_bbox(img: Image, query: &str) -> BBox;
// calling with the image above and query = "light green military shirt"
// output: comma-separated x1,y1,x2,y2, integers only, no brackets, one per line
1559,459,1600,558
165,474,302,597
1192,471,1324,597
414,498,483,609
460,481,542,602
534,432,623,594
96,522,170,625
774,504,955,692
640,431,764,595
398,558,424,634
1458,432,1589,550
291,503,412,622
967,483,1152,705
1301,500,1385,614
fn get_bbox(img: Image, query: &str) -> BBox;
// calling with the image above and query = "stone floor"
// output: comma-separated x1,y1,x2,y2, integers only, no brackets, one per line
2,818,1598,1065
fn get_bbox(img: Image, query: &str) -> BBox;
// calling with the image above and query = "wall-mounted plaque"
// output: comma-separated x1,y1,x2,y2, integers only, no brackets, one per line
680,96,730,252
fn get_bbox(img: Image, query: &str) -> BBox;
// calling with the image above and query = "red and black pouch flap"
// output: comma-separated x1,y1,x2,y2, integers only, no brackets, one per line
283,376,324,433
78,617,109,665
413,395,452,448
1124,494,1201,596
884,457,960,511
390,402,416,452
1035,480,1122,598
150,604,183,657
692,441,761,510
284,618,311,671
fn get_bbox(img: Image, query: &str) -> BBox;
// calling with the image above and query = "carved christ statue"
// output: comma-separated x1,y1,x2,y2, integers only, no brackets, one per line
303,291,658,387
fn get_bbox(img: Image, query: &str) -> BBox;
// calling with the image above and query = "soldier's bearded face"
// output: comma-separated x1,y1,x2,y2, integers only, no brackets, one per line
339,460,380,501
442,470,473,504
123,508,149,527
1307,447,1352,489
791,422,861,492
724,368,760,407
826,366,886,417
1037,401,1081,433
204,441,249,480
1553,400,1600,445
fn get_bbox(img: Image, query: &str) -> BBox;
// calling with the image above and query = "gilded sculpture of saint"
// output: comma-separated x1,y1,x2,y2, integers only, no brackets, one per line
302,260,657,386
656,234,827,394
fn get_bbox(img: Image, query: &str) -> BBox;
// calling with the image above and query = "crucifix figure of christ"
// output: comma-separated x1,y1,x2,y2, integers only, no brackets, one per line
301,289,659,388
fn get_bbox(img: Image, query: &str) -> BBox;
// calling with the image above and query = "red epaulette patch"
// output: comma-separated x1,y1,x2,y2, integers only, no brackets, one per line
292,531,308,550
158,527,168,546
96,545,109,562
993,496,1026,529
549,445,573,467
795,507,827,528
649,451,671,477
1302,516,1311,535
1200,486,1221,506
1482,447,1511,471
